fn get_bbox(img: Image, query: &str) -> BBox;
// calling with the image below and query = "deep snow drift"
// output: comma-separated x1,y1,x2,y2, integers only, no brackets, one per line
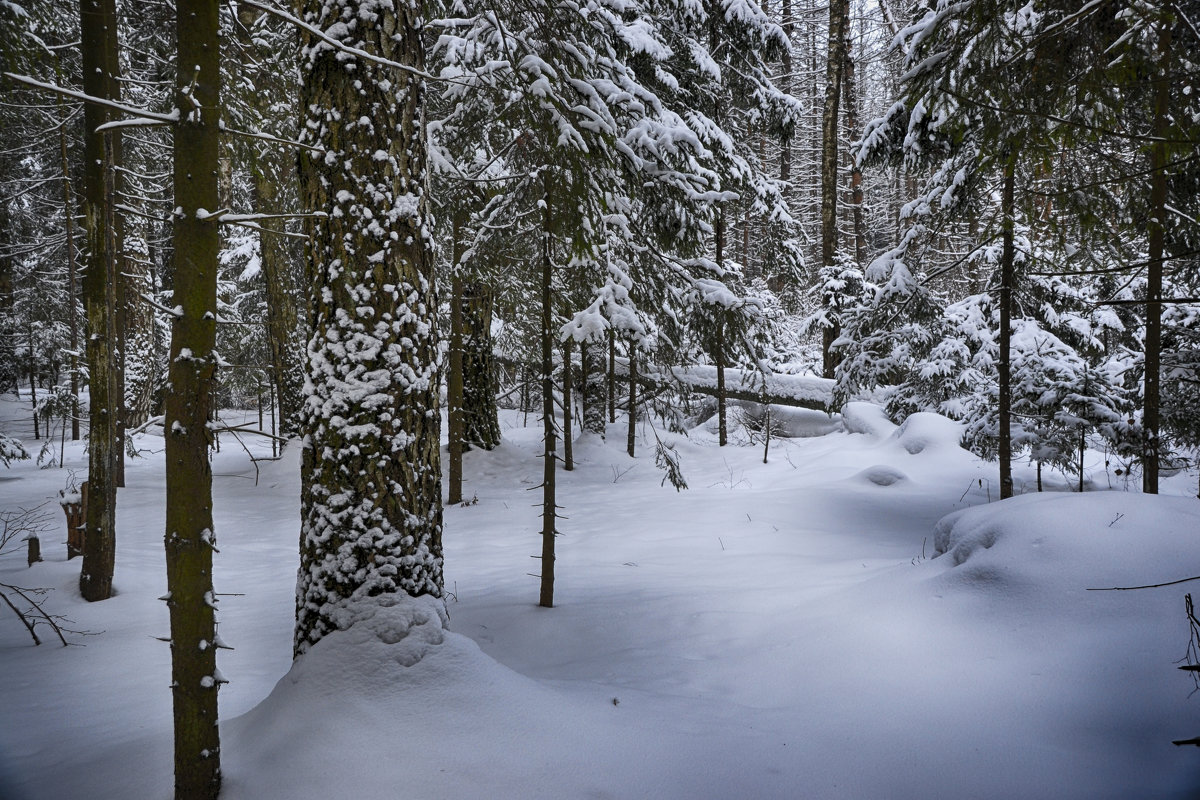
1,394,1199,799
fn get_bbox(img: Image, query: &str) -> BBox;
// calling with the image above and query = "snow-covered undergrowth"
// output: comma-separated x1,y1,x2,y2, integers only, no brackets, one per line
1,393,1199,799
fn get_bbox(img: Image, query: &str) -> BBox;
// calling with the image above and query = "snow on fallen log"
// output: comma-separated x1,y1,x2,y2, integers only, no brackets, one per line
613,358,836,411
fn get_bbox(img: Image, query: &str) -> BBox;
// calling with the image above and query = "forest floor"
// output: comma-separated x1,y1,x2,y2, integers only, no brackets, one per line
1,392,1199,799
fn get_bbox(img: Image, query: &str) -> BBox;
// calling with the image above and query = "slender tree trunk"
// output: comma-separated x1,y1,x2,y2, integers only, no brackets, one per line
252,176,303,439
715,210,728,443
716,324,727,448
562,336,573,471
58,89,81,441
447,211,466,505
461,284,501,449
607,328,616,424
820,0,849,378
581,341,605,436
78,0,121,603
998,155,1016,500
28,322,38,440
1142,10,1172,495
448,273,465,505
539,177,556,609
627,343,637,458
842,48,865,266
780,0,793,188
165,0,222,796
110,130,125,489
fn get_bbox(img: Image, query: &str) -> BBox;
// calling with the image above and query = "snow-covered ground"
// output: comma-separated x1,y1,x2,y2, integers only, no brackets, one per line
1,392,1199,799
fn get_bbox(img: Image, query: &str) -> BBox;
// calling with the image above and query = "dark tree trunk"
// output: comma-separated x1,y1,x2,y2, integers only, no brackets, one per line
820,0,849,378
252,177,303,440
714,210,728,443
295,0,443,651
447,212,466,505
28,322,38,440
539,179,556,608
462,284,500,450
581,340,606,436
164,0,222,796
448,274,465,505
607,328,616,424
562,337,573,471
627,343,637,458
235,7,304,439
78,0,122,603
1142,11,1172,495
998,156,1016,500
842,48,865,266
58,89,81,442
716,325,727,448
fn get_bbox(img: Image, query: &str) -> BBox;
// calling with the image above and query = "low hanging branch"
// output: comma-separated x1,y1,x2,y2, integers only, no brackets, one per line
1086,575,1200,591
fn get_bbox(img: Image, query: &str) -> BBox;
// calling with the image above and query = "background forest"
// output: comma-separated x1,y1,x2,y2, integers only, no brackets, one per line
0,0,1199,797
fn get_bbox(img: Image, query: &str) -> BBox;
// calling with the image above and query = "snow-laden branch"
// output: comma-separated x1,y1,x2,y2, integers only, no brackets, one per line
3,73,179,125
223,125,323,153
239,0,438,81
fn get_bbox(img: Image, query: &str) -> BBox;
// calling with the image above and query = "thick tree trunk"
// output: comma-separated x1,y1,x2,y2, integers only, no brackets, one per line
998,156,1016,500
295,0,443,651
820,0,849,378
164,0,222,796
78,0,122,603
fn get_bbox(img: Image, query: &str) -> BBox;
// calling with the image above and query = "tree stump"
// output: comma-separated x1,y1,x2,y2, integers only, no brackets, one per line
27,535,41,566
59,482,87,559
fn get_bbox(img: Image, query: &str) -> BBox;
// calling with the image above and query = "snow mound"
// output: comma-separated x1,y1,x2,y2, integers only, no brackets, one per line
840,402,896,438
853,465,909,487
324,593,448,665
932,492,1200,596
735,402,841,438
891,412,962,454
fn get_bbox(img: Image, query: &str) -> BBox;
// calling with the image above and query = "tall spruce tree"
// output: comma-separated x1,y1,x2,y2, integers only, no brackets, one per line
294,0,443,653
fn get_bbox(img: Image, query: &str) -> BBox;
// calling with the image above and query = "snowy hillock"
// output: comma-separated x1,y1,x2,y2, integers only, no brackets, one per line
933,492,1200,600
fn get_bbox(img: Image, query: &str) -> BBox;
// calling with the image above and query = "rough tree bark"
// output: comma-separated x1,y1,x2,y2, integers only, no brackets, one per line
164,0,223,795
295,0,443,651
78,0,121,602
